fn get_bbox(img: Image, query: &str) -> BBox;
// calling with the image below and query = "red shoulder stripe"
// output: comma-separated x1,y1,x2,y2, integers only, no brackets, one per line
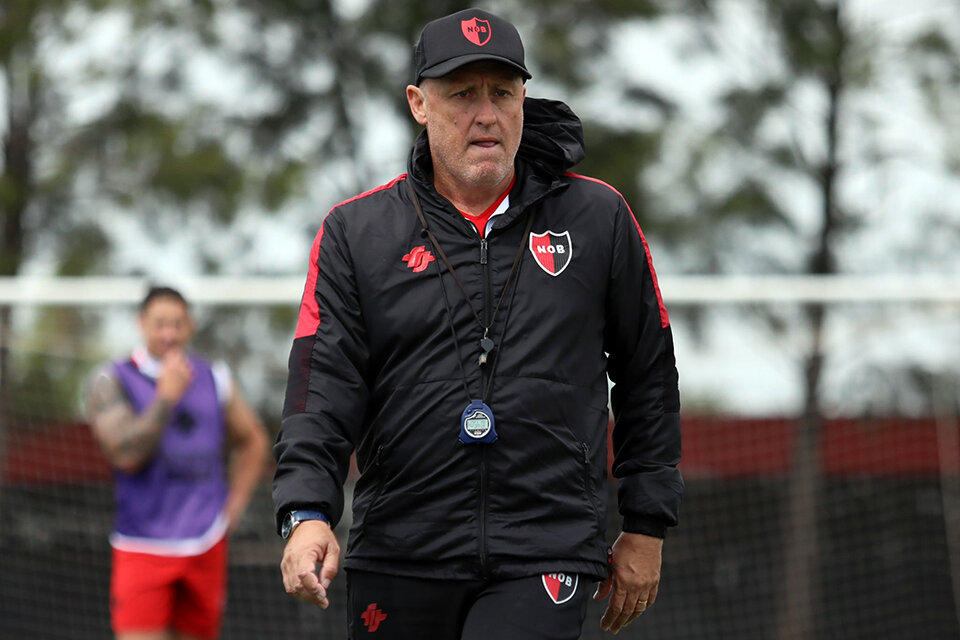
294,175,408,339
332,174,407,210
565,173,670,328
295,225,325,339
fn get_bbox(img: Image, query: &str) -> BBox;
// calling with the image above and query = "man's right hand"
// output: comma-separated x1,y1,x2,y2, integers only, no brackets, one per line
156,350,193,403
281,519,341,609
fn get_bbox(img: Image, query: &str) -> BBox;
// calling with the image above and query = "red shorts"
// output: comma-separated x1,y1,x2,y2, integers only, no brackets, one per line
110,538,228,639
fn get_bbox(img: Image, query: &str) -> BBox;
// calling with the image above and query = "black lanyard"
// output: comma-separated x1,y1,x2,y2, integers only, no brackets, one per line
407,179,533,403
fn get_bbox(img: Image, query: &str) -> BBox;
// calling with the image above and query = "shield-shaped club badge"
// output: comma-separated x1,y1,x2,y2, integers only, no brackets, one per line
542,572,579,605
461,18,492,46
529,230,573,276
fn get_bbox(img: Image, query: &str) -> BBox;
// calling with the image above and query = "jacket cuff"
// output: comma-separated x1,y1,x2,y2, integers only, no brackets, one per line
622,516,667,538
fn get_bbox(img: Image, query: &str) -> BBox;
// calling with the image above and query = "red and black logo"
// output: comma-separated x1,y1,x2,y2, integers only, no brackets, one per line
402,245,435,273
361,603,387,632
542,572,579,604
529,230,572,276
461,17,492,46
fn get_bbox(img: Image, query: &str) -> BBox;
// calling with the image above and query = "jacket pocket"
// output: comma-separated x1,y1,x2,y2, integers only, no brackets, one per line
357,445,386,537
580,441,602,525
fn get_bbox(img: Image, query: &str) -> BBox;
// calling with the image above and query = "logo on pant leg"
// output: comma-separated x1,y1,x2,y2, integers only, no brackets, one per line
542,572,578,604
361,603,388,632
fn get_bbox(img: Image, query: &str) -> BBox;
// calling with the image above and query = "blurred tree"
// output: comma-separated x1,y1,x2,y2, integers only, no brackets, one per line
1,1,120,487
121,0,681,402
1,0,681,427
0,1,61,403
0,0,298,427
0,1,240,397
226,0,673,209
651,1,960,638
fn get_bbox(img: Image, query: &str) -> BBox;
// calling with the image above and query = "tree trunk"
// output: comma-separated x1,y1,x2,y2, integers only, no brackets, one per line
0,305,10,502
776,6,845,638
777,306,826,640
0,16,38,502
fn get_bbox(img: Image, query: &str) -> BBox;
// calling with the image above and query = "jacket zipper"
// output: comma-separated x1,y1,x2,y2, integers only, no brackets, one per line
479,235,492,577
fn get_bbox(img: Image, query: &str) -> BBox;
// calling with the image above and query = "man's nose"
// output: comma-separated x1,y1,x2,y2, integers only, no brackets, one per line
474,96,497,125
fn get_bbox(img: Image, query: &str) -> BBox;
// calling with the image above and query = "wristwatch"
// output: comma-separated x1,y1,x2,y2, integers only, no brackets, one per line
281,509,330,539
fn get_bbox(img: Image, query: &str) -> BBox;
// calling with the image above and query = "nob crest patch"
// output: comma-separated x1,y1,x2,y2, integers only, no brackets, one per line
541,572,578,604
461,18,492,46
529,230,572,276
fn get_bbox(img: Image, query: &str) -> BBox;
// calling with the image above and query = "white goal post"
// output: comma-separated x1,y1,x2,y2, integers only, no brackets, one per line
1,275,959,306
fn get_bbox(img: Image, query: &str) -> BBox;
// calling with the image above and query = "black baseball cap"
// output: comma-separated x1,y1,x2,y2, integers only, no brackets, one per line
414,8,532,84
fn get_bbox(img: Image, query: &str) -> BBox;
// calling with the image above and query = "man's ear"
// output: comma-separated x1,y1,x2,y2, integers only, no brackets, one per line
406,84,428,126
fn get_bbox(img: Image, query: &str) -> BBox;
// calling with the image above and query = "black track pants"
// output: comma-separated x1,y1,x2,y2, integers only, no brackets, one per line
346,570,591,639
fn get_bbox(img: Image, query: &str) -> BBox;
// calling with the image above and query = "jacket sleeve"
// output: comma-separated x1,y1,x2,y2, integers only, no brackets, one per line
604,197,683,539
272,210,369,532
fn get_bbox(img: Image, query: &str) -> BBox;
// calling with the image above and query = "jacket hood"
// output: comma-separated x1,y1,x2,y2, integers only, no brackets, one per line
517,97,585,175
408,97,585,185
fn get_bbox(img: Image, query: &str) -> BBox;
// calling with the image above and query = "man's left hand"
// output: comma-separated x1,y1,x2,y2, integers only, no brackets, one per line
594,532,663,634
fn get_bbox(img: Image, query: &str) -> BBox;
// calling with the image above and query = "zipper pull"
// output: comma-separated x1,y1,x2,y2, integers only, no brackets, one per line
480,238,488,265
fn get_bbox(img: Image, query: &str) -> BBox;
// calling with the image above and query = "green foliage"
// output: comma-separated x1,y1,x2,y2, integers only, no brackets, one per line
261,162,306,210
3,0,679,288
4,307,104,424
594,0,660,19
713,179,790,228
0,2,45,60
152,142,245,222
577,124,662,221
908,28,960,121
675,1,850,278
268,305,299,333
56,225,110,276
768,1,844,76
720,84,787,144
909,28,955,57
6,0,952,424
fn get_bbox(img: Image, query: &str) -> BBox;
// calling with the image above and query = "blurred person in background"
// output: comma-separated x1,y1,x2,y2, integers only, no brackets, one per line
273,8,682,639
85,285,269,640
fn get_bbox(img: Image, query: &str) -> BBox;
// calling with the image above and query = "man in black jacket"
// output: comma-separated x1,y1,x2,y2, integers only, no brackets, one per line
274,8,682,639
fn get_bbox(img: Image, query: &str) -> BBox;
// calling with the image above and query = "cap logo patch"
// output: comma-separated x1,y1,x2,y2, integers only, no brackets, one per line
461,18,492,46
529,230,572,276
542,573,578,604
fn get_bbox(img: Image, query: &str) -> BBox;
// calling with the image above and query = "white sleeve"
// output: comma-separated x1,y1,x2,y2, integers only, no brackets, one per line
211,361,233,407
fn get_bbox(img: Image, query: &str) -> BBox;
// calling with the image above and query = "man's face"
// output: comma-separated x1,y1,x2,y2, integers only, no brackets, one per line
407,61,526,194
139,297,193,359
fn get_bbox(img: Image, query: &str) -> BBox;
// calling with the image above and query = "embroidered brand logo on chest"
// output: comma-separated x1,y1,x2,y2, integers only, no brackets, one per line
402,245,435,273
